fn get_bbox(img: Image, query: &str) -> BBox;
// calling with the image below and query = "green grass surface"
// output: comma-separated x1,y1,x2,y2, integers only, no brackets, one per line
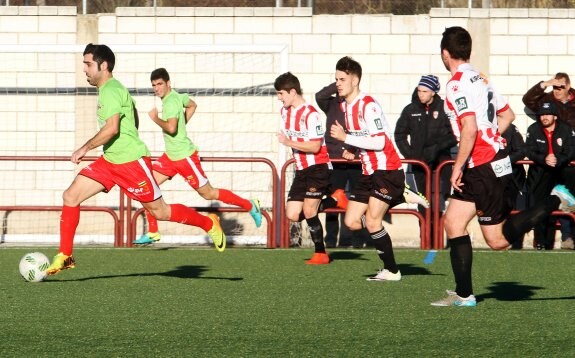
1,247,574,357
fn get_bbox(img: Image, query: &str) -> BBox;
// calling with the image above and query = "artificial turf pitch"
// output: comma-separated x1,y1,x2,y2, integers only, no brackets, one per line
1,247,574,357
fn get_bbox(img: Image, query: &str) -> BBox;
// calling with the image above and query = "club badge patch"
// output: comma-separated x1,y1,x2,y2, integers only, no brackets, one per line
455,97,468,112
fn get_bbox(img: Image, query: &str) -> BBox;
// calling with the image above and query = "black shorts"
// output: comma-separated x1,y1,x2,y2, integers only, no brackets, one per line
287,163,331,202
451,151,514,225
350,169,405,206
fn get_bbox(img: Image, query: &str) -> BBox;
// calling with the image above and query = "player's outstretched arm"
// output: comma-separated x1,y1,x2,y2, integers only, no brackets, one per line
185,98,197,124
149,108,178,135
71,114,120,164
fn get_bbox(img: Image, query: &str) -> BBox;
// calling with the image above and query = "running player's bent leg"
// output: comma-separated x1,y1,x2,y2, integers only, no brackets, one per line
306,215,326,254
370,228,398,274
60,175,106,255
197,183,252,211
482,224,512,250
450,235,473,298
344,201,369,231
365,199,398,274
144,210,159,233
443,199,477,298
502,196,561,244
59,205,80,256
286,200,305,222
443,199,476,238
144,199,212,233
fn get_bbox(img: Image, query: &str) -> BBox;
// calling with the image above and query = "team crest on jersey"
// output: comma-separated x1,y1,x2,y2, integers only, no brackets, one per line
433,111,439,119
374,118,383,130
557,138,563,146
455,97,468,111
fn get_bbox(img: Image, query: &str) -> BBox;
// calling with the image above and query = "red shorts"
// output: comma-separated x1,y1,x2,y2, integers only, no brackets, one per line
152,152,208,189
79,156,162,203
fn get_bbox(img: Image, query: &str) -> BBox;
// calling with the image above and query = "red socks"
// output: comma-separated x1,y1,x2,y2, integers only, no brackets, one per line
217,189,251,211
59,205,80,256
145,210,159,233
169,204,212,232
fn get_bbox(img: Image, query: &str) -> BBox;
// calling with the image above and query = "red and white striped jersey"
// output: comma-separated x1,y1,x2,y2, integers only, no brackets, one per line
341,93,402,174
280,103,330,170
444,63,509,168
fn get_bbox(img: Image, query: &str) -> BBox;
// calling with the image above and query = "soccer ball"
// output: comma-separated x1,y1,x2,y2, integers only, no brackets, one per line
19,252,50,282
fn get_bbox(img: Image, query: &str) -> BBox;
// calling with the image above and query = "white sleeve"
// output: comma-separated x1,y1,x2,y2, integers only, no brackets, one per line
344,134,385,150
306,111,325,140
364,101,392,136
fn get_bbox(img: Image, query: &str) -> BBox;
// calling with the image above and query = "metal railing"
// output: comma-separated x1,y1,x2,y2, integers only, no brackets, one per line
278,158,432,249
432,159,575,249
125,156,279,248
0,155,278,248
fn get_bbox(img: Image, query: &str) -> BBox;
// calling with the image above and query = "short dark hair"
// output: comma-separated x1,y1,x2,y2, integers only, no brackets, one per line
440,26,472,61
83,43,115,72
151,68,170,82
555,72,571,85
336,56,362,82
274,72,302,95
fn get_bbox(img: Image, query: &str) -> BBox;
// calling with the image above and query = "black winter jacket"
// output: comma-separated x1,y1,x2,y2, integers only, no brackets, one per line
315,82,351,159
522,82,575,129
394,88,457,169
501,124,527,189
525,119,575,186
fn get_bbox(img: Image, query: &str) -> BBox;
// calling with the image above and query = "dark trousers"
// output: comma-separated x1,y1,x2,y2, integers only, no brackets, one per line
325,163,370,248
528,166,575,249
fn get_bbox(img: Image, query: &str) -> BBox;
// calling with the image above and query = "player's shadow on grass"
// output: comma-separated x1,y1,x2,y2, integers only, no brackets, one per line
476,281,575,302
361,263,439,280
398,263,439,276
159,265,242,281
49,265,242,282
329,251,368,261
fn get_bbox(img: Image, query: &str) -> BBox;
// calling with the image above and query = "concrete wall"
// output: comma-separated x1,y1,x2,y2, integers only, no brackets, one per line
0,6,573,245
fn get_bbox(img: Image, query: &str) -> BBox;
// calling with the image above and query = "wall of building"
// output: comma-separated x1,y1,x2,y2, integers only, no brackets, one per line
0,6,573,245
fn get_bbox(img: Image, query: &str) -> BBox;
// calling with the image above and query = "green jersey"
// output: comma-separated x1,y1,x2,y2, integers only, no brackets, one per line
161,90,197,161
97,78,150,164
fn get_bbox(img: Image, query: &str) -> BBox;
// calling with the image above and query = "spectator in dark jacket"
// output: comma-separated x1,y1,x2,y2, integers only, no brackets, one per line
523,72,575,128
315,82,370,248
525,101,575,250
394,75,457,222
501,124,528,249
523,73,575,249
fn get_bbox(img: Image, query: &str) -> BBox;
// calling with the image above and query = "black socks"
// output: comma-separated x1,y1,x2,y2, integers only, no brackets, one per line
371,228,398,273
450,235,473,298
306,215,325,253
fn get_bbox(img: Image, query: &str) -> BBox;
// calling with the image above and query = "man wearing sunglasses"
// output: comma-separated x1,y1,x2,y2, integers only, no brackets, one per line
523,72,575,250
523,72,575,128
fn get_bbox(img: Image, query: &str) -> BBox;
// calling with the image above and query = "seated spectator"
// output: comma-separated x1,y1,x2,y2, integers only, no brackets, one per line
525,101,575,250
